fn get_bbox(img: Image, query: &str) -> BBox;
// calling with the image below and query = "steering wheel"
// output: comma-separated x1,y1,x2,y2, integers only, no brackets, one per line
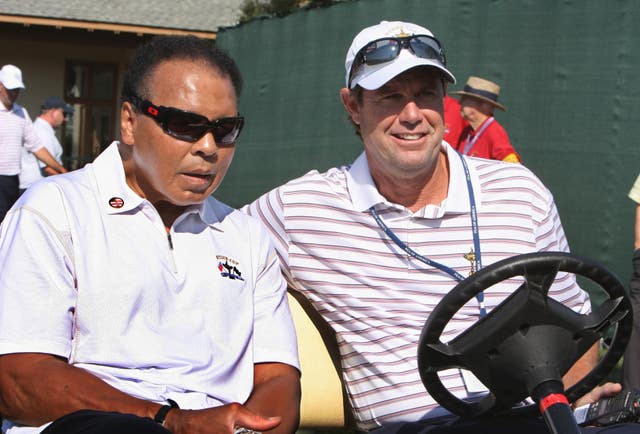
417,252,632,418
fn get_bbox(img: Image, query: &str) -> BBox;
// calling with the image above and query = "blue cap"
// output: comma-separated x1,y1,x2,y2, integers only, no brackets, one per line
42,96,74,114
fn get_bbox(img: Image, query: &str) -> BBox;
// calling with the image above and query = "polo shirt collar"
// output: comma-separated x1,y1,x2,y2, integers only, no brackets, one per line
92,142,145,214
346,152,384,212
1,102,23,115
199,197,231,228
346,142,480,215
443,142,480,214
91,142,216,226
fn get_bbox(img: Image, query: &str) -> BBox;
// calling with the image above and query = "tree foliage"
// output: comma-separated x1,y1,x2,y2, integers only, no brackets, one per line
239,0,345,23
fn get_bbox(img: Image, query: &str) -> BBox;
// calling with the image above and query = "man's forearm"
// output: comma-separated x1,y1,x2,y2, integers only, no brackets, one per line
562,343,599,390
32,148,66,174
245,363,301,434
0,353,160,426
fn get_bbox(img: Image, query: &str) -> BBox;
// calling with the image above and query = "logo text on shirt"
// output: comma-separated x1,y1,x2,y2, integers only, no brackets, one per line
217,255,245,281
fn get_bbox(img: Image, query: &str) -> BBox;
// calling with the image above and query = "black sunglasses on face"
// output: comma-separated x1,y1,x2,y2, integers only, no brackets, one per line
128,94,244,145
348,35,446,88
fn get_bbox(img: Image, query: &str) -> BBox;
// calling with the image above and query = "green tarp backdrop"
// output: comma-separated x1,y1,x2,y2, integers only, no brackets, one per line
215,0,640,300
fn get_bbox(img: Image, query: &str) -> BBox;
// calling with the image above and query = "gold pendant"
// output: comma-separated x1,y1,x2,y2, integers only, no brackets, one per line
463,248,476,276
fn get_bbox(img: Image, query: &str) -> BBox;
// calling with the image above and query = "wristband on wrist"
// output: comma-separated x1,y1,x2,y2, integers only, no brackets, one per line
154,399,179,427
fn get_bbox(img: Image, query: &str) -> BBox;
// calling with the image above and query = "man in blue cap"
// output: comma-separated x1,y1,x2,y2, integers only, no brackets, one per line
19,96,73,194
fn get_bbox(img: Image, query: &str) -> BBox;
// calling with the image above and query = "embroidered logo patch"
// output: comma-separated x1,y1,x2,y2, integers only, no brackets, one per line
217,255,244,281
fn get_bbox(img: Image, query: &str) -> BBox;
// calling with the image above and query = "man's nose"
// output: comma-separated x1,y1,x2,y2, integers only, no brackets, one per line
193,130,218,156
398,100,422,124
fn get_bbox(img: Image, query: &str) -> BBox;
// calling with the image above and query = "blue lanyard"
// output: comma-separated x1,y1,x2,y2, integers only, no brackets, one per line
369,152,486,316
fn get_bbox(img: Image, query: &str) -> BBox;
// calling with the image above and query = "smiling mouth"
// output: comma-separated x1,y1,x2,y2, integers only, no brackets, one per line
392,133,426,140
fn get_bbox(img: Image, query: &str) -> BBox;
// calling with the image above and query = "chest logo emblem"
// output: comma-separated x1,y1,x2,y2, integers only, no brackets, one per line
217,255,245,281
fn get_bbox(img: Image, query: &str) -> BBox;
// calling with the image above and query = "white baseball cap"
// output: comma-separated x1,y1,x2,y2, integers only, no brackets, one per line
0,64,25,90
345,21,455,90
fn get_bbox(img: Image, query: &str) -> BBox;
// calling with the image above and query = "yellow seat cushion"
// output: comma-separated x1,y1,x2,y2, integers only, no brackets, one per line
287,292,347,429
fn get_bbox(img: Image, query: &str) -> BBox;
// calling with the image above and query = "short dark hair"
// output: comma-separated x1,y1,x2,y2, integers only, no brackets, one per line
121,35,242,103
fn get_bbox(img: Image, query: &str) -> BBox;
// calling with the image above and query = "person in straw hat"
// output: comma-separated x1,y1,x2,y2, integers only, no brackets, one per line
453,76,521,163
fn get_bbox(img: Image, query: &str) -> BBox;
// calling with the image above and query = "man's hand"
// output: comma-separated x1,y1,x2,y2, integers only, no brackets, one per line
164,402,280,434
32,147,66,175
573,382,623,408
43,166,62,176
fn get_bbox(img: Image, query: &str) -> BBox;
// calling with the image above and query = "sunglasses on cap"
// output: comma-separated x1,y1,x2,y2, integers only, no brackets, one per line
128,94,245,145
348,34,446,88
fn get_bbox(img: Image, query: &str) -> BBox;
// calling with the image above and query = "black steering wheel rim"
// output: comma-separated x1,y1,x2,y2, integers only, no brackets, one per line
417,252,632,417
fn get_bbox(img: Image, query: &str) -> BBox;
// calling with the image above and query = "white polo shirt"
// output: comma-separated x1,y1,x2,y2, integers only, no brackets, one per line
20,118,64,189
18,149,43,189
33,117,63,167
0,142,299,434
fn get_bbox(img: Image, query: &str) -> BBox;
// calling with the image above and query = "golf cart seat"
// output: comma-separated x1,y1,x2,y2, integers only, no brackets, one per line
287,291,352,429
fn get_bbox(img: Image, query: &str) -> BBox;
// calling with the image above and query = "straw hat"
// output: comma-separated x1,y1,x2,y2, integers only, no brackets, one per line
42,96,74,114
453,76,506,111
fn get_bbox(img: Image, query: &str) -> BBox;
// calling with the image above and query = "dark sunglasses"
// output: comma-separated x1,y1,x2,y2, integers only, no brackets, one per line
128,94,244,145
348,35,446,88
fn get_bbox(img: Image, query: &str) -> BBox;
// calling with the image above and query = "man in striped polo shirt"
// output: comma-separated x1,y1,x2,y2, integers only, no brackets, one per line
0,64,67,222
245,21,636,433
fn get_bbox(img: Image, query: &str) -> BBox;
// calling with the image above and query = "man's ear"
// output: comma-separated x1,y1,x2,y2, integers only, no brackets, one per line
340,87,361,126
120,101,136,145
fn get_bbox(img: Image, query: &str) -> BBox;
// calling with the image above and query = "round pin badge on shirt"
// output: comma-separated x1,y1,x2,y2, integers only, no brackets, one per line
109,197,125,208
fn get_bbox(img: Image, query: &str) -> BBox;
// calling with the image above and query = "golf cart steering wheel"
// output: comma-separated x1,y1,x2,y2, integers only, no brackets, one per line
418,252,632,418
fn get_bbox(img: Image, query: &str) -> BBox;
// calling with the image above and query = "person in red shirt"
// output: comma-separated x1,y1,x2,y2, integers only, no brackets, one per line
443,94,467,146
453,76,521,163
